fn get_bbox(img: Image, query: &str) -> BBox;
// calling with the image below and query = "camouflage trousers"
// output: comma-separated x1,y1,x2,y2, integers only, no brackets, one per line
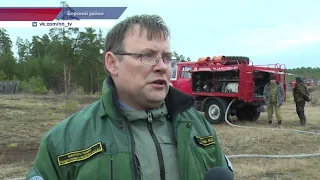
295,101,306,125
267,102,282,122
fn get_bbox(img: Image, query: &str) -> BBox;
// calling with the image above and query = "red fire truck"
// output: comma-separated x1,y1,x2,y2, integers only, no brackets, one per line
170,56,287,124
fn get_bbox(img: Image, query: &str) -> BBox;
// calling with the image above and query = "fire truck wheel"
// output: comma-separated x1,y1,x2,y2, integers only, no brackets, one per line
203,98,227,124
236,106,260,121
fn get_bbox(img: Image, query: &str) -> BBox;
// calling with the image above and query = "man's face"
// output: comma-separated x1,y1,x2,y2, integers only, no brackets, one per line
270,79,276,84
105,26,172,110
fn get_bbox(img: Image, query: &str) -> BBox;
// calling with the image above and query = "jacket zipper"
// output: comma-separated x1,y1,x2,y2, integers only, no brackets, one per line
136,155,142,179
147,111,166,180
124,118,139,180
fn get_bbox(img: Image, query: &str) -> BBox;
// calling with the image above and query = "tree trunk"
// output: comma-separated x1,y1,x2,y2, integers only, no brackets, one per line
97,69,100,93
68,64,72,94
64,63,67,94
91,70,93,94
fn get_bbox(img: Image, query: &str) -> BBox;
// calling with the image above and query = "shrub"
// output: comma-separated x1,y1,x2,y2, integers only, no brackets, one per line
310,92,319,106
19,76,48,94
75,87,86,95
0,70,6,80
59,99,79,114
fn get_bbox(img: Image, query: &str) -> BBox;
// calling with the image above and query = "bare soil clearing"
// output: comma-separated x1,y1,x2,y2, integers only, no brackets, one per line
0,92,319,179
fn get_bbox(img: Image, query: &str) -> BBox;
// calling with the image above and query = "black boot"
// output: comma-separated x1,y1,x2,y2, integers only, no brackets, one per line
277,120,282,128
296,113,302,125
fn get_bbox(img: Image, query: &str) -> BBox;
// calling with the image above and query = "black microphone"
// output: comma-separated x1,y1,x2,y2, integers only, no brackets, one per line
204,167,234,180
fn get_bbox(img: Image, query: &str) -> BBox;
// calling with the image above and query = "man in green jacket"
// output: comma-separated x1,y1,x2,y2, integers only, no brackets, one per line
25,14,233,180
293,76,310,126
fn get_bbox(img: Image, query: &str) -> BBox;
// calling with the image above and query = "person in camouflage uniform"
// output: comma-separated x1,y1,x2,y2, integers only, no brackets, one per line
293,76,310,126
263,75,285,126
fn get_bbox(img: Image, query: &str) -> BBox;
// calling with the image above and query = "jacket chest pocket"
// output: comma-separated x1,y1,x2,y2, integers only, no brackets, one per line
75,153,133,180
135,135,180,180
75,155,113,180
157,135,179,163
158,135,180,180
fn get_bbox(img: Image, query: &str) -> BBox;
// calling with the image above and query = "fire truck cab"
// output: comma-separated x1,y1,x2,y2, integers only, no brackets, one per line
170,56,287,124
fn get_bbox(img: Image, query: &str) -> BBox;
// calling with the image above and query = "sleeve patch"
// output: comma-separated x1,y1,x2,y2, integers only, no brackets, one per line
194,135,215,147
57,141,105,166
30,176,44,180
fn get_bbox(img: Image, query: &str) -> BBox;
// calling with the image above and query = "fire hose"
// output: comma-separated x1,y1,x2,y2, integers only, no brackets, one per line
225,98,320,159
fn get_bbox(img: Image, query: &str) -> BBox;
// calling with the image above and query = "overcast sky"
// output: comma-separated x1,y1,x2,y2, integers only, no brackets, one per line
3,0,320,68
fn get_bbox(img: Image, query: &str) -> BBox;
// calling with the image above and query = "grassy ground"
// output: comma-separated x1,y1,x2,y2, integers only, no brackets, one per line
0,91,319,179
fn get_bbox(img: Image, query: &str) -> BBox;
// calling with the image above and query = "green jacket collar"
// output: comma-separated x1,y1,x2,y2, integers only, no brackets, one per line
99,76,195,123
122,103,168,122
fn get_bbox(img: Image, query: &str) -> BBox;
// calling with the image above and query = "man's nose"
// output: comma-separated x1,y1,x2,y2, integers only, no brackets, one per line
153,58,169,72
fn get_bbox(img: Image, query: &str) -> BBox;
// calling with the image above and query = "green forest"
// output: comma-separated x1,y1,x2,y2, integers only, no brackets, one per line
0,28,319,95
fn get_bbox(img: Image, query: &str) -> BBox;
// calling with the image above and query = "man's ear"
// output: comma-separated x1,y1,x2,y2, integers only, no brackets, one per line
105,52,119,76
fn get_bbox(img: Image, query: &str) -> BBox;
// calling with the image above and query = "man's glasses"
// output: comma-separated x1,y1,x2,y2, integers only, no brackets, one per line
113,52,173,67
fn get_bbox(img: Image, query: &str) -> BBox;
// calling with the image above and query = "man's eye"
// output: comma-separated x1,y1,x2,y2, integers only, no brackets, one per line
163,56,172,61
142,53,155,58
